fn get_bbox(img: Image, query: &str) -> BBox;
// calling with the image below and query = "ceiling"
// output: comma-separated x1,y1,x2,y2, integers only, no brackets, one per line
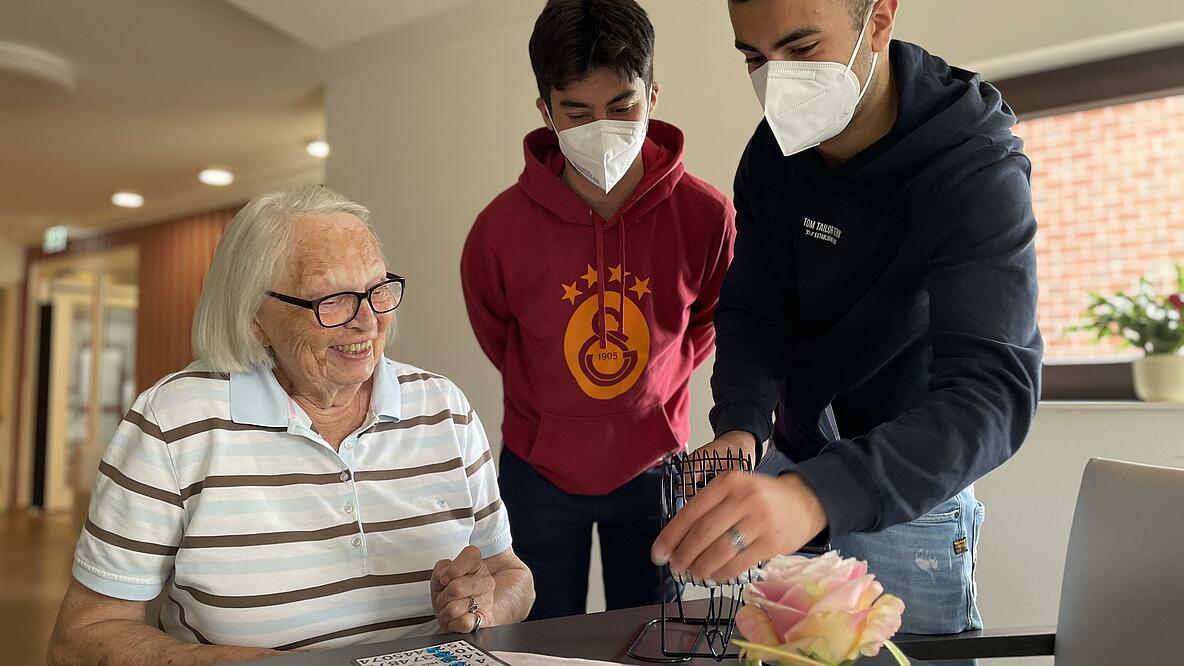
221,0,484,52
0,0,481,246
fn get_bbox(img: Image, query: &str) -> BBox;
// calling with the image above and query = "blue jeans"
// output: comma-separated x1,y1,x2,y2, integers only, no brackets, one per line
498,447,679,620
757,447,985,636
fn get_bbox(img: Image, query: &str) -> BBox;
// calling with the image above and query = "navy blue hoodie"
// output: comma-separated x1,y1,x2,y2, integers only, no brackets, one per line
710,40,1044,539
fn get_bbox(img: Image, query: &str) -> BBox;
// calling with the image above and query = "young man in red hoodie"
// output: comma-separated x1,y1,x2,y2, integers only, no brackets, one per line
461,0,735,619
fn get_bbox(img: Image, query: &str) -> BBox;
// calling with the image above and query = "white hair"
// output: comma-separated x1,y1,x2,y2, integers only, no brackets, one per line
192,185,377,372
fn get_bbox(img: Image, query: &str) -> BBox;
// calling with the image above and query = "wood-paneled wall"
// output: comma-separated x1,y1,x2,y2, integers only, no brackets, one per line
134,210,234,389
25,206,237,391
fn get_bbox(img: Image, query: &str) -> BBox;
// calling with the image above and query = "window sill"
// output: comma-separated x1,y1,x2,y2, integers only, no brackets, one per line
1038,400,1184,410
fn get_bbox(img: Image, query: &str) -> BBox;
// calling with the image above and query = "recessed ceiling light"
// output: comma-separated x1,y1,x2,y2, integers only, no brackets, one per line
111,190,144,208
198,167,234,186
306,140,330,159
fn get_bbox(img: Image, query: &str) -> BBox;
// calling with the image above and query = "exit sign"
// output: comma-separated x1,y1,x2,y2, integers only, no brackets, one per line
43,225,67,253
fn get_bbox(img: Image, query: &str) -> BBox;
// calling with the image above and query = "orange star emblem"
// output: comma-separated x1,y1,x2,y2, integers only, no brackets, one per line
629,277,651,300
561,281,583,305
609,264,632,283
581,264,598,287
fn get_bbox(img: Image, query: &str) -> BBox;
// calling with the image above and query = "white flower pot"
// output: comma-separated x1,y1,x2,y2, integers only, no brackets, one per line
1132,354,1184,402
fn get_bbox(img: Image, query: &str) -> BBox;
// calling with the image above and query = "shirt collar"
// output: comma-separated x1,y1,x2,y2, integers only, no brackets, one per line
229,365,289,427
369,357,403,422
229,358,403,427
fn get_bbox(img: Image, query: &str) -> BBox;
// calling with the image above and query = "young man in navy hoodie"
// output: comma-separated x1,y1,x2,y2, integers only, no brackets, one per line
653,0,1043,635
462,0,735,619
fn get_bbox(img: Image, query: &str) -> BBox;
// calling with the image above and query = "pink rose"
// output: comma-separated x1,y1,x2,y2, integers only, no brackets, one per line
736,551,906,665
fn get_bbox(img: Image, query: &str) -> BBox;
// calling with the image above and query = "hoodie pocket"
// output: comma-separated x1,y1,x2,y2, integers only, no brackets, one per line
528,403,680,496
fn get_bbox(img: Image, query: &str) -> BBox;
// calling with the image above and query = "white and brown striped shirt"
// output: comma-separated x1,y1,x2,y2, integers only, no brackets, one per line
72,357,511,651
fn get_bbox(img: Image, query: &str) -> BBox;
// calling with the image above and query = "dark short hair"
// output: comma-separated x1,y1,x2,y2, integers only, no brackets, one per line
529,0,655,108
730,0,873,30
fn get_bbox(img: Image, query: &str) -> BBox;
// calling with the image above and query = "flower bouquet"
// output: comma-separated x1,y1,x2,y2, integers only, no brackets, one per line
733,551,909,666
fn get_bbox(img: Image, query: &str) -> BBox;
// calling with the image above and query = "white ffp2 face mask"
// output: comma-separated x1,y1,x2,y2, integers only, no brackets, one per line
546,95,650,193
750,8,878,157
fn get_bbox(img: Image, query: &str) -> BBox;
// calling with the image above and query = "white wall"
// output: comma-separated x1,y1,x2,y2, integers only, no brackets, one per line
325,0,1184,617
327,1,540,444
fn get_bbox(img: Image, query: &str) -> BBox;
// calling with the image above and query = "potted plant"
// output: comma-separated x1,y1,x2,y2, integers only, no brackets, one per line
1074,264,1184,402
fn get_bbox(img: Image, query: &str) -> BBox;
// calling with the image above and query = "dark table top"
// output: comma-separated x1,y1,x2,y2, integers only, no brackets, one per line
240,601,930,665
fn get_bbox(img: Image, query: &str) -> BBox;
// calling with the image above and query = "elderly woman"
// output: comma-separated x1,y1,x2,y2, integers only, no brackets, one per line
47,186,534,664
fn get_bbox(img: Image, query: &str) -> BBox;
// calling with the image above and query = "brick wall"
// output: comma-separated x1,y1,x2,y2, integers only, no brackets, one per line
1019,93,1184,360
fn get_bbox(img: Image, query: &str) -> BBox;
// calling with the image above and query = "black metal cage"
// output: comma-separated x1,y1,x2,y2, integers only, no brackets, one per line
626,449,756,663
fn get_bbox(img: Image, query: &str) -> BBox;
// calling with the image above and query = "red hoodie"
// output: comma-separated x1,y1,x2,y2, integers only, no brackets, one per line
461,119,735,496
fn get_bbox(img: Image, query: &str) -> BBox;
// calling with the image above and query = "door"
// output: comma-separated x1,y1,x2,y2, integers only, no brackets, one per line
34,272,137,512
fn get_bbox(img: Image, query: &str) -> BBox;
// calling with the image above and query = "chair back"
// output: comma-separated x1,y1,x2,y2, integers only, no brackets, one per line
1056,458,1184,665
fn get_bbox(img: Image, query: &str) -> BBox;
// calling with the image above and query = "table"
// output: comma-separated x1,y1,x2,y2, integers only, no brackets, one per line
240,601,931,665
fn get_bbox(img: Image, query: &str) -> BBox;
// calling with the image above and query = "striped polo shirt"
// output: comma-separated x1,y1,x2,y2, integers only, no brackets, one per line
72,356,511,651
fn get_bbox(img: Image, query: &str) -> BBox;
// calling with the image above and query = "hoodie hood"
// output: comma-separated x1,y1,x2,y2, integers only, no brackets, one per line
518,118,687,227
816,40,1020,186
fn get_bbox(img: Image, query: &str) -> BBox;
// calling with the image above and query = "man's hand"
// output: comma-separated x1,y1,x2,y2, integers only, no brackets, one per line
430,546,496,633
651,472,828,584
690,430,758,465
681,431,759,497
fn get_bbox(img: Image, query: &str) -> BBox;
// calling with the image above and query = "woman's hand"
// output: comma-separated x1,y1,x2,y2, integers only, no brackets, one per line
430,546,496,633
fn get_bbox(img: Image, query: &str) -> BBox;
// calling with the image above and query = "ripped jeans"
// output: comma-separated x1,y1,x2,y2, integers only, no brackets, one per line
756,448,985,636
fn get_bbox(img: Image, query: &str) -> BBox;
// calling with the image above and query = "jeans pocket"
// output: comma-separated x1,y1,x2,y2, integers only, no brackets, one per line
832,493,975,635
910,507,961,524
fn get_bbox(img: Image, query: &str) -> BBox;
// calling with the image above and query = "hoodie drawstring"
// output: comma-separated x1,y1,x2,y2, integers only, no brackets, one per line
593,212,608,350
591,212,629,348
618,220,627,336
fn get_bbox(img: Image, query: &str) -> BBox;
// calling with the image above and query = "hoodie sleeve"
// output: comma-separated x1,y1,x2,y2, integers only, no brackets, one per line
461,221,511,371
708,157,797,444
792,154,1044,538
687,198,737,369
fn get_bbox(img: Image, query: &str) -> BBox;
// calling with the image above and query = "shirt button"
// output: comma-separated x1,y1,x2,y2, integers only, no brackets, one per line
344,440,354,449
339,471,350,482
351,536,362,548
344,502,354,514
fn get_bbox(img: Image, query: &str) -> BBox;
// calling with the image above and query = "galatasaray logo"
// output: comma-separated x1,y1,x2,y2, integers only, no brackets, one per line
561,264,652,400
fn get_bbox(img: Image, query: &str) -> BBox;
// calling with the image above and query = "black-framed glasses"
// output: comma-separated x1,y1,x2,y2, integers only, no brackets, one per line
267,273,406,328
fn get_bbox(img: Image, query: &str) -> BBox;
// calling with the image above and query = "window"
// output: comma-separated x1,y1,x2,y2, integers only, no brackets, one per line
1019,93,1184,362
992,45,1184,399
